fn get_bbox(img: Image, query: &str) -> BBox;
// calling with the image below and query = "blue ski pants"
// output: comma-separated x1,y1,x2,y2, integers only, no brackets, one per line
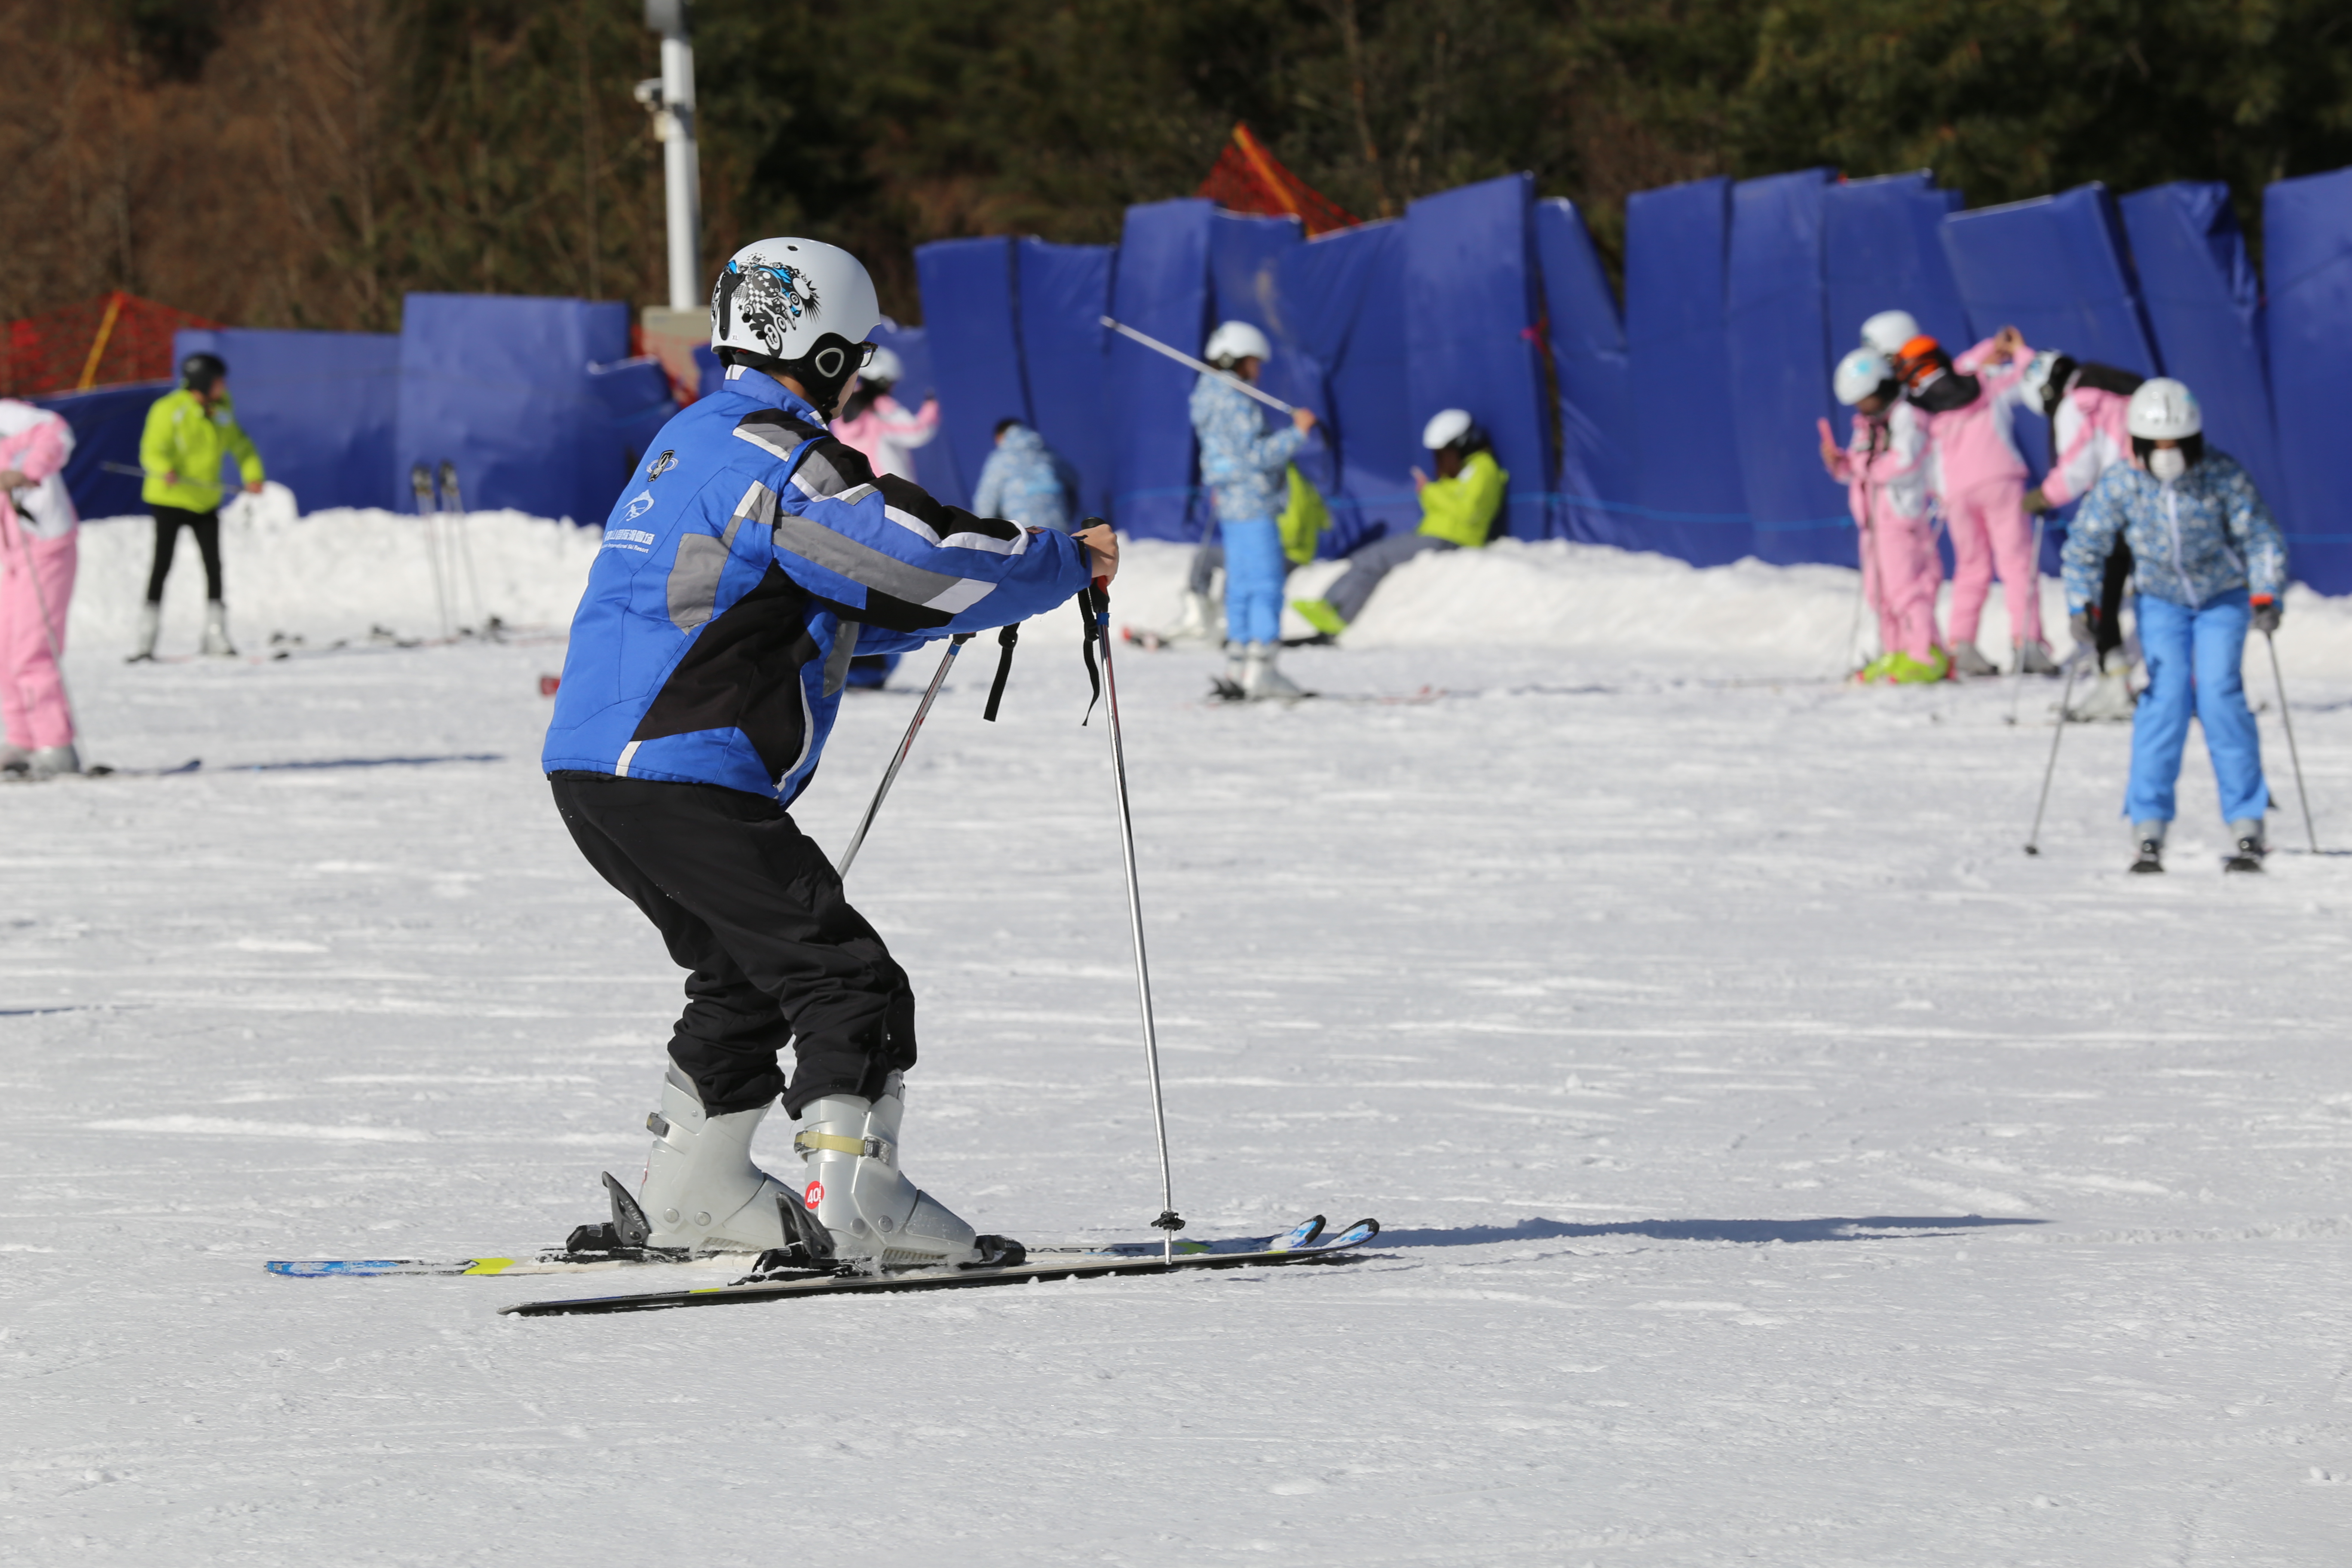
2126,588,2269,825
1219,516,1285,644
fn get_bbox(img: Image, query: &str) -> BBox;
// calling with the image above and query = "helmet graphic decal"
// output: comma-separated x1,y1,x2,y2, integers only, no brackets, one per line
726,258,821,357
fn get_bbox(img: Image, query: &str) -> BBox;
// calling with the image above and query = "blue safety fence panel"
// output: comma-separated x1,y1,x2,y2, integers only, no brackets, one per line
172,328,400,513
1533,199,1635,548
912,238,1028,511
1624,176,1752,565
33,380,170,521
1017,239,1115,520
866,318,960,504
1404,173,1553,541
1272,219,1417,555
1210,211,1314,413
1726,169,1850,565
1822,172,1970,355
588,357,680,476
1942,184,2159,478
1106,199,1215,542
2264,166,2352,593
2119,183,2288,518
393,294,636,524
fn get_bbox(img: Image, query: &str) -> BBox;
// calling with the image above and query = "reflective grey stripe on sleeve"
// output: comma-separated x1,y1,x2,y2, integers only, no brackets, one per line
615,740,641,778
822,622,861,696
668,485,775,630
770,512,996,614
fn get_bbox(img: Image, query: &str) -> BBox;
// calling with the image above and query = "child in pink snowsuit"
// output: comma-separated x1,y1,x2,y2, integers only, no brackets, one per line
1902,330,2045,673
1821,391,1942,677
0,399,79,772
830,377,939,483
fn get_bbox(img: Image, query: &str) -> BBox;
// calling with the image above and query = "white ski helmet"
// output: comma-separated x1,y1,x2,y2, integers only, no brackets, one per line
1204,320,1273,368
862,345,905,387
2126,377,2202,440
1421,408,1476,451
2021,349,2066,403
1833,349,1894,407
1859,309,1921,358
710,238,882,370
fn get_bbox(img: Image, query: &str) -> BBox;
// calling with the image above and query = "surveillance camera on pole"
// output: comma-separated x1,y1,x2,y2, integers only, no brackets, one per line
640,0,700,314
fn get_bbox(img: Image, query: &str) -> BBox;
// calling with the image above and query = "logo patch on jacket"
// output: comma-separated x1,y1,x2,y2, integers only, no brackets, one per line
646,449,677,480
621,490,656,522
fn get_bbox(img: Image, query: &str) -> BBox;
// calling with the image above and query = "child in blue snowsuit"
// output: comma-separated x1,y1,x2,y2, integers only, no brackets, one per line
2060,379,2285,873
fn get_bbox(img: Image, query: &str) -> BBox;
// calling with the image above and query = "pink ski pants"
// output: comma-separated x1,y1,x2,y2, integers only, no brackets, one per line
0,525,75,749
1862,510,1942,663
1942,476,2042,648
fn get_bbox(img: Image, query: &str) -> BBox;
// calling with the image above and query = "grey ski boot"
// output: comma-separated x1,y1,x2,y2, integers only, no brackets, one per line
27,744,79,779
629,1063,802,1254
794,1072,1015,1271
1950,641,1998,677
2223,818,2266,873
2130,821,2166,875
128,603,159,663
201,600,236,657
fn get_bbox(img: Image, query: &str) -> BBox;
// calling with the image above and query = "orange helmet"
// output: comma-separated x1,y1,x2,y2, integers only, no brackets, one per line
1893,334,1949,389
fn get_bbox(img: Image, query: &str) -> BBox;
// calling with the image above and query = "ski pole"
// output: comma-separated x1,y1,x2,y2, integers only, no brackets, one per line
439,462,487,633
409,464,450,640
2263,628,2318,853
2024,654,2084,856
1099,316,1296,415
2006,511,2049,726
1083,576,1182,1262
834,634,970,879
0,493,81,754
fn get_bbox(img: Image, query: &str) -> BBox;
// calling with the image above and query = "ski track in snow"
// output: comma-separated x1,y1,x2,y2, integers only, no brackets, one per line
5,527,2352,1563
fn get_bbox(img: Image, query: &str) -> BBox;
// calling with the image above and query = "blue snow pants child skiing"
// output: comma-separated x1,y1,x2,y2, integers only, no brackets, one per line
2127,591,2267,824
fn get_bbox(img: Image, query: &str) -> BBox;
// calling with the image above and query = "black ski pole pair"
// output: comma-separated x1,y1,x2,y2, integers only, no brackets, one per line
833,561,1181,1260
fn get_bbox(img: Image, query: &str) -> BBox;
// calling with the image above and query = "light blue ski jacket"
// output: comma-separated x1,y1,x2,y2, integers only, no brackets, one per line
971,424,1080,532
543,368,1090,802
2061,451,2286,613
1190,371,1302,525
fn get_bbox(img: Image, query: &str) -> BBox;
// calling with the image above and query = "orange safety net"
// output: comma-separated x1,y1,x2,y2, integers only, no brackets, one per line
1197,123,1359,237
0,291,219,399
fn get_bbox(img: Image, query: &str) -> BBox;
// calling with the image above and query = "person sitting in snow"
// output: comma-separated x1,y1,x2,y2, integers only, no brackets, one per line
2060,378,2285,876
1291,409,1507,640
971,419,1082,533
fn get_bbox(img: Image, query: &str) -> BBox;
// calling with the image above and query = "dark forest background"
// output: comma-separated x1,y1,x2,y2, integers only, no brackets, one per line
9,0,2350,330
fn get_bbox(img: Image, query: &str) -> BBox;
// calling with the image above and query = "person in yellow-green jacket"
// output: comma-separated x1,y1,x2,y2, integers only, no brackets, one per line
1292,409,1506,637
133,351,264,660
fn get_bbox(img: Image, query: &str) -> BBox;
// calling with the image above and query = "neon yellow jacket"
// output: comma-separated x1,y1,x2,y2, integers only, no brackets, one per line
140,389,263,512
1417,449,1507,548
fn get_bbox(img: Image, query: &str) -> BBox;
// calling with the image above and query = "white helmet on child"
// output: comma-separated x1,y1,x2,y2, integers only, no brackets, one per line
2126,377,2202,440
1834,349,1894,407
2021,349,2066,402
862,345,905,386
1859,310,1921,358
710,238,881,368
1204,321,1273,368
1421,408,1476,451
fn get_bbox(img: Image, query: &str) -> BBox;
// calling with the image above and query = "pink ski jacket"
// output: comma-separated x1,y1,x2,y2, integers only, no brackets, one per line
1919,338,2034,504
2038,385,2134,508
0,400,76,540
831,392,939,483
1829,400,1933,525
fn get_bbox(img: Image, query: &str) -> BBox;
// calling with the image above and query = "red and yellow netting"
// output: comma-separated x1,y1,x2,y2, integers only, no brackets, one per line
1197,124,1360,236
1,291,220,398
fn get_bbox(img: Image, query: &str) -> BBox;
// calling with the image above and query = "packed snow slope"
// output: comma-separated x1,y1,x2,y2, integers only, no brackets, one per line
7,516,2352,1565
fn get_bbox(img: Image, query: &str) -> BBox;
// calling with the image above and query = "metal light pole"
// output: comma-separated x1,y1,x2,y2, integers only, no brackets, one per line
638,1,700,313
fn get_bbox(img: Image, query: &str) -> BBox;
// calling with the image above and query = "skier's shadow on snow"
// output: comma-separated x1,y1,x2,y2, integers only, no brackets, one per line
1379,1214,2043,1249
230,753,503,772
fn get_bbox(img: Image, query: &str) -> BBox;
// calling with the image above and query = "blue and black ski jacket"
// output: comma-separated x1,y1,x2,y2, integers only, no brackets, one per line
543,367,1092,802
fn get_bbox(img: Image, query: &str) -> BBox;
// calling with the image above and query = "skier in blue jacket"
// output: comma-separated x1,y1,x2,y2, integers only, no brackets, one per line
1190,321,1316,699
544,238,1116,1271
2060,378,2285,875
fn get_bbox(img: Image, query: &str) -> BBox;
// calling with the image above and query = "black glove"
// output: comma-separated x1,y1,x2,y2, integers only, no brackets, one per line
2068,606,2098,649
2021,487,2050,516
2251,596,2282,634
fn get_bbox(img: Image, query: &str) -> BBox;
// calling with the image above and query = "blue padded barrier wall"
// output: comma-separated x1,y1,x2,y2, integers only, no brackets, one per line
393,294,634,524
1106,199,1214,541
1017,239,1115,520
1404,174,1553,540
588,357,680,478
912,238,1028,510
173,328,400,512
866,318,961,504
35,380,171,521
1726,169,1850,565
2264,168,2352,592
1624,177,1751,565
2119,183,2288,516
1272,220,1416,555
1823,173,1970,355
1534,199,1635,547
1210,211,1314,417
1941,184,2160,479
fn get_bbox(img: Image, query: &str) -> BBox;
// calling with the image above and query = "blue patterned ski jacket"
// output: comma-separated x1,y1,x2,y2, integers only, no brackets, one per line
2060,450,2286,613
1190,371,1302,525
543,368,1091,802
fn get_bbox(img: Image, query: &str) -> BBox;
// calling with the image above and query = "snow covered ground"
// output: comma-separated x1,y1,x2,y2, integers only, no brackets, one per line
7,519,2352,1564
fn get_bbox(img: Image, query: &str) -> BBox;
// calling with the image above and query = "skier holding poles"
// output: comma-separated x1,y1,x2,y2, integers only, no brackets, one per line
0,398,81,777
2022,352,2144,720
542,238,1115,1270
2058,378,2285,874
1189,321,1317,699
1819,347,1945,683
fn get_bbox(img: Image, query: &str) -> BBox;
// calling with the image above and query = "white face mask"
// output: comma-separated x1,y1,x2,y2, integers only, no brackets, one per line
2149,447,2187,482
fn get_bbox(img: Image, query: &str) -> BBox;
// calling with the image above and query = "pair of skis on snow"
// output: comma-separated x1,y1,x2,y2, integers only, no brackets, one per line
268,1213,1382,1317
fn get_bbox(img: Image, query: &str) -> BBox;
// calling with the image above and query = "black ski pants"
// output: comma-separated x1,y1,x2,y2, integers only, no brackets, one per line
147,505,224,603
550,773,916,1117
